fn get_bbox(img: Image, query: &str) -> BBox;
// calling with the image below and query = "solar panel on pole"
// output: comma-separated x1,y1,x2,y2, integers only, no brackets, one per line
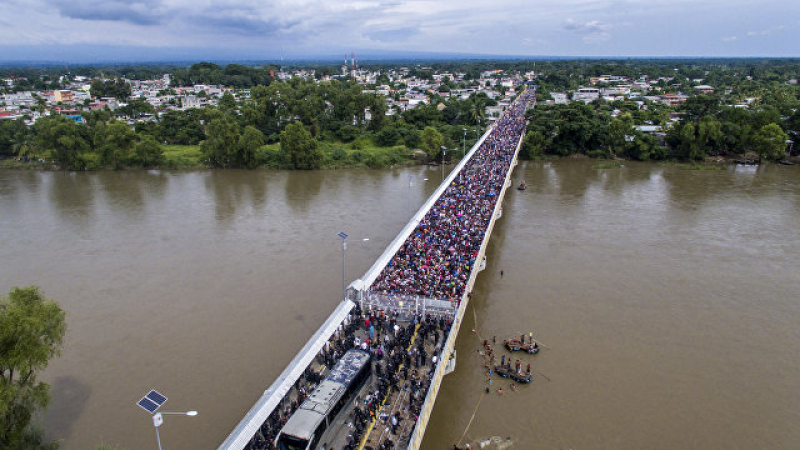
138,397,159,413
137,390,168,413
146,390,167,405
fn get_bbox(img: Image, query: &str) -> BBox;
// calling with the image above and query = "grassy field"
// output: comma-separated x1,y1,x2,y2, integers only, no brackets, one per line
256,138,425,169
592,161,623,169
162,144,205,168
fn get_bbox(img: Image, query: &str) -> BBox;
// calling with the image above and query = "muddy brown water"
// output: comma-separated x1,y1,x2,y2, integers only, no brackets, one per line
1,160,798,450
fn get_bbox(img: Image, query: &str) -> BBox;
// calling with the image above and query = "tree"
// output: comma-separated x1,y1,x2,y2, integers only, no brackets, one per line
0,286,66,450
751,123,788,162
420,126,445,159
236,126,264,169
34,116,90,169
469,96,487,129
218,91,237,113
608,113,634,156
202,114,240,167
0,119,30,158
520,130,548,159
368,95,388,131
280,122,321,170
132,134,164,167
103,121,136,169
90,78,131,100
375,125,403,147
670,116,722,161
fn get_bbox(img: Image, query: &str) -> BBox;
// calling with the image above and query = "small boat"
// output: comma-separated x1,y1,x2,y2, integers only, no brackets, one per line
503,338,539,354
778,160,795,166
493,364,532,383
517,181,527,191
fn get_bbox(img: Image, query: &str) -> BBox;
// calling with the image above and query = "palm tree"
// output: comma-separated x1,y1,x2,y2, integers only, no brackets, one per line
470,97,486,134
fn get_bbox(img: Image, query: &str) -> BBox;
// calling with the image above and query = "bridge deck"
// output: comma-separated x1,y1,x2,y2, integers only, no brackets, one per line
217,88,535,450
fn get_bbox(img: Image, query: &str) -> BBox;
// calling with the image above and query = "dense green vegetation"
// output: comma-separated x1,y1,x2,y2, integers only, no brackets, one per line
0,286,66,450
0,76,486,170
1,59,798,170
522,90,796,162
89,79,131,100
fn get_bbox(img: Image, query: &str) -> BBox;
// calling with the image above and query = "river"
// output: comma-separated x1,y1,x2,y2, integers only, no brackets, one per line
1,160,798,450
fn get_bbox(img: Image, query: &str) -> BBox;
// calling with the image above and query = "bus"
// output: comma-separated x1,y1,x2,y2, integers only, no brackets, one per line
275,349,372,450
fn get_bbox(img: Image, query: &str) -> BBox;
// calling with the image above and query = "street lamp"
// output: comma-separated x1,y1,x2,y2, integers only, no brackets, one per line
441,146,447,181
137,390,197,450
407,175,413,216
337,231,348,300
462,128,467,159
152,411,198,450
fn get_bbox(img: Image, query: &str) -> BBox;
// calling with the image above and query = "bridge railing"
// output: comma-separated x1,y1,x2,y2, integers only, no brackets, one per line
404,89,535,450
355,126,493,291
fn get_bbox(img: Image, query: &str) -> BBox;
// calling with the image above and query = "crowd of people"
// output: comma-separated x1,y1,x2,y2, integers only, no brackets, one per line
245,305,451,450
370,89,536,301
244,88,535,450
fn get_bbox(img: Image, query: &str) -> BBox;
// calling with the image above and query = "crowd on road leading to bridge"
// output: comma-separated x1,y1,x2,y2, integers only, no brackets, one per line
371,89,536,301
245,305,452,450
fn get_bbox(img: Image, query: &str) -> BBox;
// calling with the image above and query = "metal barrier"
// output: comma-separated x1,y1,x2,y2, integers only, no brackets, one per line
361,292,458,319
404,92,534,450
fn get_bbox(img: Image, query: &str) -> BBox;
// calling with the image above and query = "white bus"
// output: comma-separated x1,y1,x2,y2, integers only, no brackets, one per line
275,349,372,450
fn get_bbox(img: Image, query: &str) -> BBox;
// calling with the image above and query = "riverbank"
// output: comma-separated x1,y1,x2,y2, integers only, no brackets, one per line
3,147,797,171
0,140,429,171
529,151,800,170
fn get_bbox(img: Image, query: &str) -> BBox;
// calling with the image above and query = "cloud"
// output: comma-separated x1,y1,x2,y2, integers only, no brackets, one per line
2,0,800,59
364,26,420,43
185,7,296,36
746,25,785,36
50,0,165,25
564,18,612,43
522,37,547,47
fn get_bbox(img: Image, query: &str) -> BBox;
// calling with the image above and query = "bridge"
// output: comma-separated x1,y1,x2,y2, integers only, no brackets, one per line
217,87,536,450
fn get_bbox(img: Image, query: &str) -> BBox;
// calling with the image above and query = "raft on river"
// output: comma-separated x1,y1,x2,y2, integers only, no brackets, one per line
493,365,532,384
503,338,539,354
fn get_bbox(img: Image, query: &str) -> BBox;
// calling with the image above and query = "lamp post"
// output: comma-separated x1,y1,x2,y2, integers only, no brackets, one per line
441,146,447,181
152,411,198,450
407,175,413,217
337,231,348,300
137,389,196,450
462,127,467,159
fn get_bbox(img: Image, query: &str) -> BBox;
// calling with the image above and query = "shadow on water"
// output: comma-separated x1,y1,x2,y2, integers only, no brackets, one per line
49,172,96,228
533,159,599,200
283,170,324,214
658,163,798,212
95,171,169,220
589,161,654,196
0,170,41,198
0,171,44,217
42,376,91,443
204,170,269,223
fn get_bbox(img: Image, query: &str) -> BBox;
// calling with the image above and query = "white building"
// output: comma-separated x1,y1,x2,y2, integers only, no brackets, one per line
182,95,201,109
550,93,568,104
573,88,600,103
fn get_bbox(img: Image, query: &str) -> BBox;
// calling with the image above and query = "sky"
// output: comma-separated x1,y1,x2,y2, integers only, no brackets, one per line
0,0,798,62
